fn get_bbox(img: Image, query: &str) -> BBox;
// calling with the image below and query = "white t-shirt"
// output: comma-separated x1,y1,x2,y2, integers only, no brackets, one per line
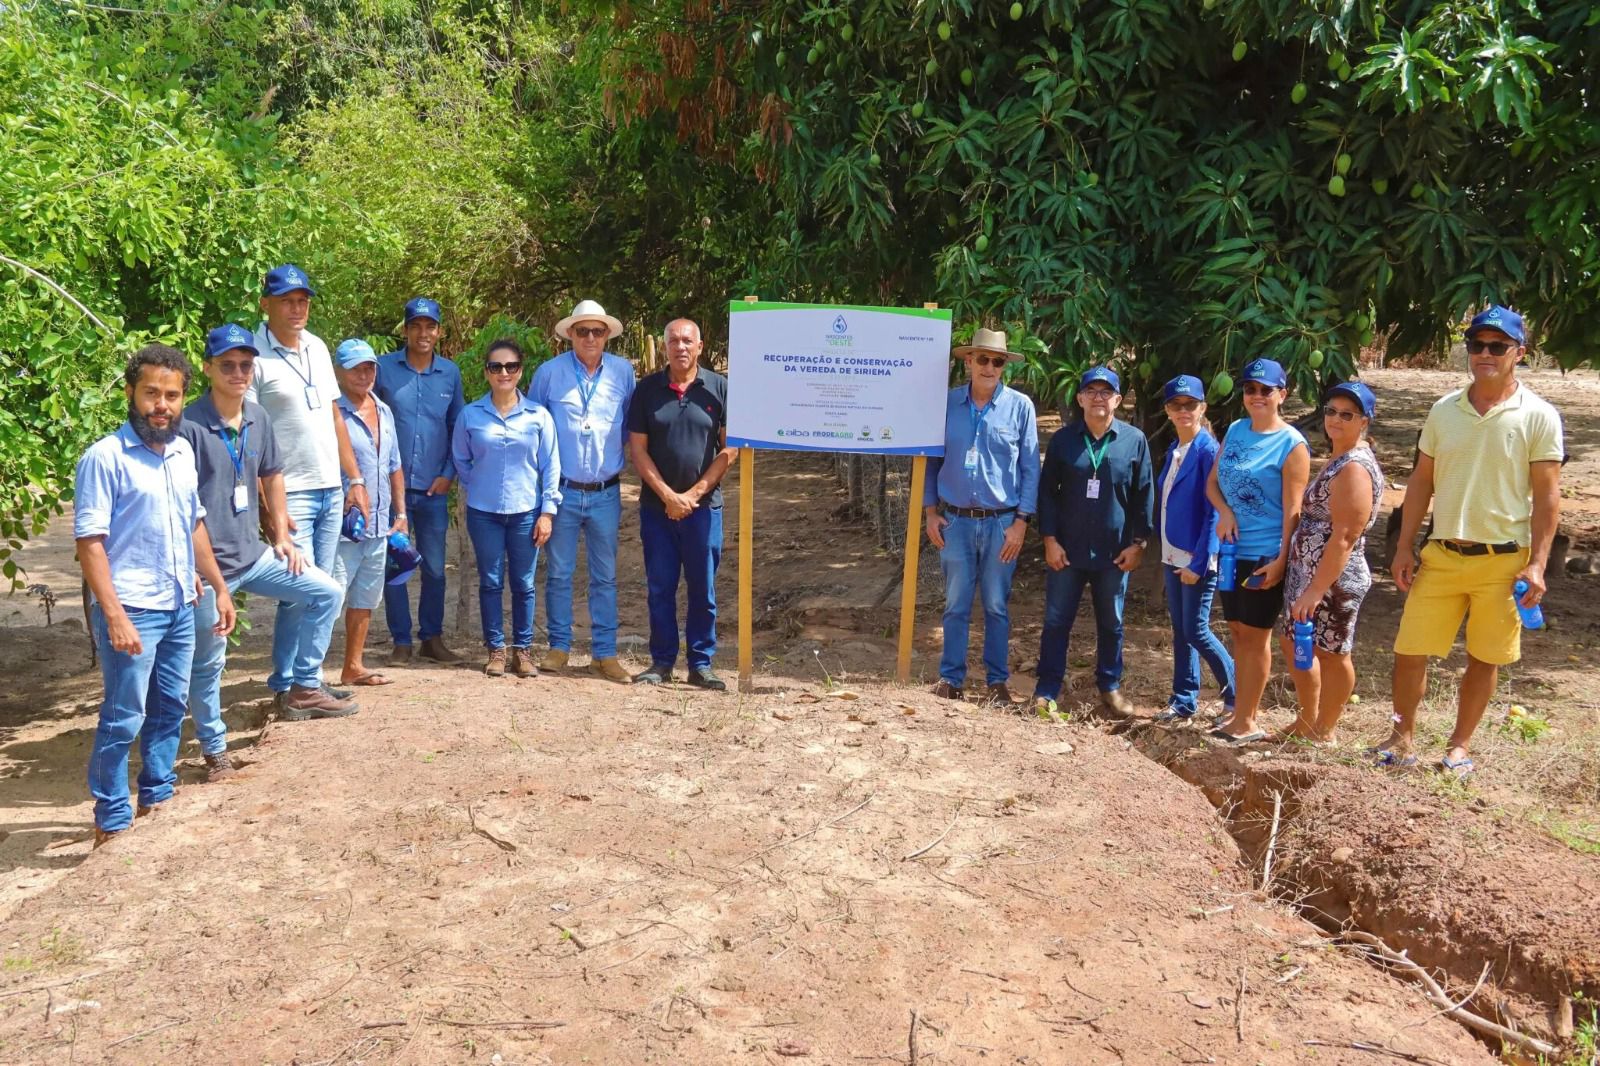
1160,440,1193,569
248,325,341,492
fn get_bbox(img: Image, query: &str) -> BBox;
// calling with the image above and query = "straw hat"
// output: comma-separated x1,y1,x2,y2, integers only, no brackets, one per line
952,327,1023,363
554,299,623,340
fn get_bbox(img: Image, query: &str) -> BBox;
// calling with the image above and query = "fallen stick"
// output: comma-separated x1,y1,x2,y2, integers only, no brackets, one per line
106,1016,188,1048
744,792,875,862
1301,1038,1442,1063
430,1017,565,1030
0,969,116,1000
1233,966,1245,1044
359,1020,407,1030
902,809,960,861
1261,789,1283,892
907,1008,920,1066
1335,932,1556,1057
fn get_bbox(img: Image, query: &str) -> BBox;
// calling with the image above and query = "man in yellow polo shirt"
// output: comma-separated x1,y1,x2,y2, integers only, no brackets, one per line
1374,306,1563,778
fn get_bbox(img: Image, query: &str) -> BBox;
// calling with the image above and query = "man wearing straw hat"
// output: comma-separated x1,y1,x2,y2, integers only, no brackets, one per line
530,300,637,682
923,328,1040,704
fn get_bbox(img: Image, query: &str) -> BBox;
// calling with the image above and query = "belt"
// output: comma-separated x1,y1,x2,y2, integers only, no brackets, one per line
560,475,621,492
940,504,1017,519
1435,539,1519,557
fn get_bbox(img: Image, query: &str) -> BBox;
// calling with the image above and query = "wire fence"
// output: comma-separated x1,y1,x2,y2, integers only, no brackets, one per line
833,453,917,552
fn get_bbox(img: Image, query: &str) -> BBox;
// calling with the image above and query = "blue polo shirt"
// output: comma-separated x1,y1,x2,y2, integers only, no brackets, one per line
375,348,464,490
452,392,562,516
1038,417,1154,568
335,393,402,539
529,351,636,484
923,383,1040,514
73,424,205,611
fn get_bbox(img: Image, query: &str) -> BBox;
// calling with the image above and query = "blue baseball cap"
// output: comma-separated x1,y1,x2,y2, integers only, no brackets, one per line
386,535,422,586
263,263,316,297
204,323,259,360
1080,366,1121,393
1326,380,1377,418
336,338,377,369
1163,374,1205,402
404,297,441,324
1465,305,1525,346
1241,358,1288,389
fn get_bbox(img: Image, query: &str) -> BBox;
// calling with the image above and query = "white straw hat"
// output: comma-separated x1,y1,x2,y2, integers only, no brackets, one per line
554,299,623,340
952,327,1023,363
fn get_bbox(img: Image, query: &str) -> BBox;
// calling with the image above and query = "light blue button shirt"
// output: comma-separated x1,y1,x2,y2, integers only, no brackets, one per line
375,348,464,489
923,383,1041,514
528,351,636,483
452,392,562,516
73,424,206,611
335,393,402,539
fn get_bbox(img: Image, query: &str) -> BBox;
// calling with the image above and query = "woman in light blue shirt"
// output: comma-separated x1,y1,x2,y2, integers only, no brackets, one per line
451,340,561,678
1205,359,1309,743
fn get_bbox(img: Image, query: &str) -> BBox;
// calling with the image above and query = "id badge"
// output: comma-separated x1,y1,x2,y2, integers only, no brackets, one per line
1086,478,1101,500
304,385,321,410
232,483,249,514
964,446,979,472
580,418,594,434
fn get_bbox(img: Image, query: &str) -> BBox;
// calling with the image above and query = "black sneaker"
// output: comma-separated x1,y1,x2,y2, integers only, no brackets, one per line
632,663,673,685
686,668,727,692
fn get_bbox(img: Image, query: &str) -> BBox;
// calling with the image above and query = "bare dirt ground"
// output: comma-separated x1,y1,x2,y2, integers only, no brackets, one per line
0,365,1596,1064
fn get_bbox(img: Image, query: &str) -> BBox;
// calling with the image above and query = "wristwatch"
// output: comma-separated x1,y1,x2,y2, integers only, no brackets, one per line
347,477,366,487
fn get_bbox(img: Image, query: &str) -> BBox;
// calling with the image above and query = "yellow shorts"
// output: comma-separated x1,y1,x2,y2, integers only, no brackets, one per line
1393,542,1528,665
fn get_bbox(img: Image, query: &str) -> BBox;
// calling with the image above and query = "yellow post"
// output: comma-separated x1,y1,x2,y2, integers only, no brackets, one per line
895,301,941,684
737,295,759,693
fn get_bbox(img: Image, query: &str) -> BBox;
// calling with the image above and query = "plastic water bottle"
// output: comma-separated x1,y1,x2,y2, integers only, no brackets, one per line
1293,619,1315,669
1217,541,1238,591
1512,580,1545,629
389,530,411,551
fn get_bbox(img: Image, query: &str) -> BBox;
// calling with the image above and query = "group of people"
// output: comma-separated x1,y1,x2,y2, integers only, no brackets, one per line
928,307,1563,781
75,267,735,845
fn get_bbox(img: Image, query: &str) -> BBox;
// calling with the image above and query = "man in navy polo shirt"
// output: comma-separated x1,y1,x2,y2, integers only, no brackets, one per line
183,325,351,752
376,297,465,665
626,318,737,690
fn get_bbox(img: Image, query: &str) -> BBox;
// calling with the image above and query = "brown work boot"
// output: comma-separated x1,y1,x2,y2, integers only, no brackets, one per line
508,647,538,678
539,648,569,673
1099,689,1134,717
984,683,1017,706
389,643,415,666
419,637,462,664
931,680,963,700
589,657,631,684
280,685,360,721
484,647,507,677
203,752,238,782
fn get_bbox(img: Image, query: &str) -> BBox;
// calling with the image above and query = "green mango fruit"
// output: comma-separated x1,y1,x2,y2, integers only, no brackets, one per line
840,24,853,42
1210,371,1234,397
924,57,938,77
937,20,952,41
975,234,989,253
1009,2,1023,20
1232,41,1248,62
911,101,925,119
1328,174,1346,197
1290,82,1308,105
1372,178,1389,195
1308,349,1325,369
1335,152,1352,176
1410,182,1426,199
960,67,973,87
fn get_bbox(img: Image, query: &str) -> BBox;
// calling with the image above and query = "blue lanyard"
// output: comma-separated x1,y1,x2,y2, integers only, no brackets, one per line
572,353,601,416
968,395,993,440
219,421,249,482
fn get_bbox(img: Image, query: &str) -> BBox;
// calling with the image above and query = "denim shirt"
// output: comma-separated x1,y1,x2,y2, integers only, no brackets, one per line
73,424,205,611
375,348,464,490
1038,418,1154,568
528,351,636,483
923,383,1041,514
452,392,562,516
335,393,402,539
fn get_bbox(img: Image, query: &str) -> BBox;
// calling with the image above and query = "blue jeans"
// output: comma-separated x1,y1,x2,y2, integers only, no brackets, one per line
384,488,449,645
1163,564,1236,712
88,603,195,831
639,505,722,671
466,507,538,649
270,486,345,692
190,549,343,753
544,483,621,658
938,514,1018,688
1034,565,1128,700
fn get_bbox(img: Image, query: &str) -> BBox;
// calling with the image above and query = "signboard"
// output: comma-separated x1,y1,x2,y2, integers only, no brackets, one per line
726,301,952,456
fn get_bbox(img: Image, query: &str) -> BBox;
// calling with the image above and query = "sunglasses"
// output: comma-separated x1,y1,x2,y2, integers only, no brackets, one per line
1242,382,1279,396
1322,405,1362,423
486,361,523,375
572,326,609,339
1465,338,1517,356
1165,399,1200,412
970,354,1008,368
213,359,254,376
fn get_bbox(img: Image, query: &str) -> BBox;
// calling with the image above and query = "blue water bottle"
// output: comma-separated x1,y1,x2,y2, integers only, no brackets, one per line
1293,619,1315,670
1217,541,1238,591
1512,580,1545,629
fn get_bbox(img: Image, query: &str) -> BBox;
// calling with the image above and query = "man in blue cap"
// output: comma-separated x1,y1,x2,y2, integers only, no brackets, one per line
376,297,464,665
923,327,1040,705
1380,305,1564,778
1033,366,1153,719
182,325,351,747
250,264,367,710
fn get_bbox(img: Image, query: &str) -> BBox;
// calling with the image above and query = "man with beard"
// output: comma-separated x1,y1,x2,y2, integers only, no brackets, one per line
181,325,348,771
376,298,464,665
75,345,237,846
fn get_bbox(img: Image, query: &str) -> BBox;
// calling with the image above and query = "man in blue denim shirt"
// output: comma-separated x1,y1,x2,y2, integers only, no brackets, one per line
923,328,1040,705
76,346,236,847
375,297,464,665
529,300,636,683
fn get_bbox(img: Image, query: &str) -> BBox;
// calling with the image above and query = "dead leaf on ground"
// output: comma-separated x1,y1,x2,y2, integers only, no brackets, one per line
1034,741,1075,756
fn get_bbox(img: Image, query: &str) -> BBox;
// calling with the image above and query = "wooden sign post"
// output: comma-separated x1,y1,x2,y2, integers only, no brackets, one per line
736,297,760,693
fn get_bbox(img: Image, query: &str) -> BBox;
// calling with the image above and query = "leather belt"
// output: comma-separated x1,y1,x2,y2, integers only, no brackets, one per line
560,475,621,492
1435,539,1518,557
940,504,1017,519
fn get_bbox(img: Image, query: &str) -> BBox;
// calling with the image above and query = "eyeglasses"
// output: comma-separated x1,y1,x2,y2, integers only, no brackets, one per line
1465,338,1517,356
1322,405,1362,423
572,326,608,339
1080,386,1116,398
1242,382,1278,396
1165,399,1200,412
486,361,522,375
213,360,254,377
971,354,1007,368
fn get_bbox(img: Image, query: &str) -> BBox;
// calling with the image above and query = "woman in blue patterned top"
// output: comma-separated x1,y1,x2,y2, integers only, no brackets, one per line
1205,359,1310,743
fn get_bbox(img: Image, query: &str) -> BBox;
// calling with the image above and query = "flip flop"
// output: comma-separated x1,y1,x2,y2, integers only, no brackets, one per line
1210,728,1267,745
342,672,393,687
1371,749,1418,769
1438,754,1475,780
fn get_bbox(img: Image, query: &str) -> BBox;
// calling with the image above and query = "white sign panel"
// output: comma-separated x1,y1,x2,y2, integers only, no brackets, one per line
726,301,952,456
